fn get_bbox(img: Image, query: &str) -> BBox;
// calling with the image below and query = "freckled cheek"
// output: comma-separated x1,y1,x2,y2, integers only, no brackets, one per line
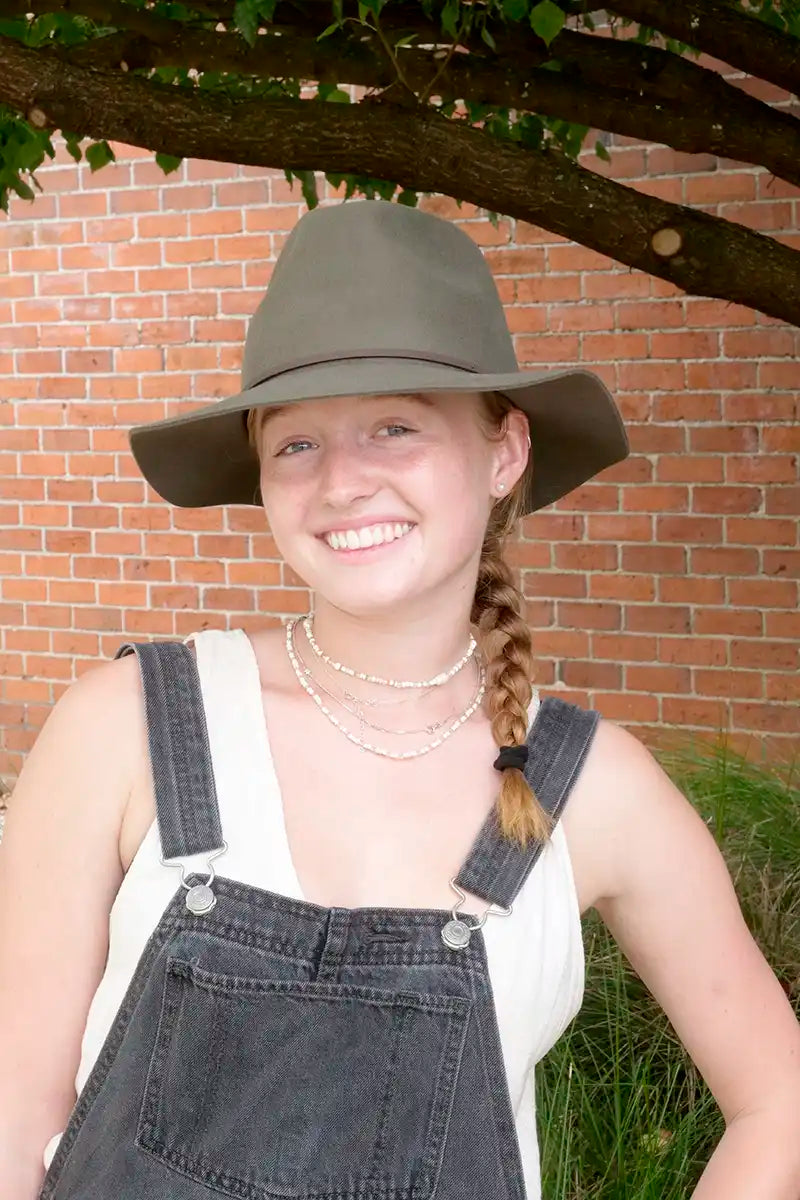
259,473,314,544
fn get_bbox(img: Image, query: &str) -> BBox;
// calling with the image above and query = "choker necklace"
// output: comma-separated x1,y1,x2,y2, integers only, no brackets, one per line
302,614,476,689
286,618,486,760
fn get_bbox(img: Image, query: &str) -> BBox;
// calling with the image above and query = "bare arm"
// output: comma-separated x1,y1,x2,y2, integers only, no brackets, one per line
0,653,145,1199
588,719,800,1197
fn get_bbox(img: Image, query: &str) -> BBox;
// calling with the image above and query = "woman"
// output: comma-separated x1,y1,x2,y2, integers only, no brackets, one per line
2,200,799,1200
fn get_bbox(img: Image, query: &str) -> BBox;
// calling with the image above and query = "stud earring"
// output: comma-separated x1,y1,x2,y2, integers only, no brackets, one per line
497,482,506,494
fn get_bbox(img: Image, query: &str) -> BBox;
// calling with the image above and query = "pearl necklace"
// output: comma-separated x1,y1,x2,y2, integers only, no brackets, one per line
302,615,476,689
286,618,486,760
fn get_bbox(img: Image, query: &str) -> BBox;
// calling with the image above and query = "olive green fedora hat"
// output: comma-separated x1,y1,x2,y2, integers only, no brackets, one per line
128,199,629,513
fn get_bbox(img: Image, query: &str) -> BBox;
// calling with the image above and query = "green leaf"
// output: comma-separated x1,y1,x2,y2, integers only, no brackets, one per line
317,83,350,102
85,140,115,172
155,151,183,174
529,0,565,45
316,21,341,39
481,24,497,48
291,168,318,209
595,138,611,162
502,0,529,19
233,0,258,45
397,189,418,206
333,0,344,22
441,0,461,38
62,131,83,162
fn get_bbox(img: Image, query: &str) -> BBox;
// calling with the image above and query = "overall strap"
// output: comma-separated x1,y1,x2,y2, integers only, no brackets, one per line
453,696,600,910
114,640,225,860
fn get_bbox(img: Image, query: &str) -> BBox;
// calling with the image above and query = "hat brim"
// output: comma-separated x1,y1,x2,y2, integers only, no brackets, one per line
128,358,629,513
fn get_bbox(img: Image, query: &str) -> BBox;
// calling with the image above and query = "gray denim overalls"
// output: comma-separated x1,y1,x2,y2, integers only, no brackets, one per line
39,639,599,1200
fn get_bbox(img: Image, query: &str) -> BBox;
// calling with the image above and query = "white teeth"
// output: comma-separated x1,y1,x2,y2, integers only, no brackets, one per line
324,522,413,551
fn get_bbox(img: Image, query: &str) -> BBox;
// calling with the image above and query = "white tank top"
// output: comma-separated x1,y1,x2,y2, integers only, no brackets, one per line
44,628,585,1198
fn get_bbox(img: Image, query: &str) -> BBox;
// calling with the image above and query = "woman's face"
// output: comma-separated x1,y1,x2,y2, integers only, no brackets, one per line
255,390,525,619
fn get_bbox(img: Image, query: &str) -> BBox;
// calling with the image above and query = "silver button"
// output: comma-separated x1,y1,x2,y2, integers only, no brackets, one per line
441,919,471,950
185,883,216,915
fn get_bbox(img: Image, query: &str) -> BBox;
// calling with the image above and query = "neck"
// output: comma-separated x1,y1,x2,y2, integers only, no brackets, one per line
308,597,477,685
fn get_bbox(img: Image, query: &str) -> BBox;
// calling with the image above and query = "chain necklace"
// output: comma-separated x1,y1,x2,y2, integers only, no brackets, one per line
286,618,486,760
291,633,462,736
302,614,477,689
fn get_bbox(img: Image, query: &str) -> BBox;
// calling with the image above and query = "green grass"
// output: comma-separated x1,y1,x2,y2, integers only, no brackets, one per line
536,733,799,1198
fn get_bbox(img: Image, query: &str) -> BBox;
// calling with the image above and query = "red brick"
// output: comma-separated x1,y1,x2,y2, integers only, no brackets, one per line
727,455,797,485
691,546,759,575
726,517,797,545
625,605,690,634
626,664,690,694
685,173,757,203
731,640,797,671
618,362,685,391
728,579,797,608
658,636,727,666
561,660,622,690
657,455,724,483
731,702,800,735
622,486,688,513
686,362,758,389
659,576,725,605
587,514,653,542
662,696,729,728
729,393,796,422
589,574,655,601
557,601,621,630
591,633,657,662
692,486,761,514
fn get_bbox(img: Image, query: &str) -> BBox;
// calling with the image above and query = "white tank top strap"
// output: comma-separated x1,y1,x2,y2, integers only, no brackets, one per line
188,627,301,897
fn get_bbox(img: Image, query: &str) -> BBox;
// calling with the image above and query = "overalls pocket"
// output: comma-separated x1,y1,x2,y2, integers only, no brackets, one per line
136,956,472,1200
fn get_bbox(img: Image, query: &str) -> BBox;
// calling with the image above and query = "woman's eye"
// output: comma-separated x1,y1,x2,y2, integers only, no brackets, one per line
275,439,314,457
378,424,413,438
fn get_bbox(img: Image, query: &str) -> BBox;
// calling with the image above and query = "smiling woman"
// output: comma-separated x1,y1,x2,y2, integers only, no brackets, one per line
3,198,800,1200
244,385,551,834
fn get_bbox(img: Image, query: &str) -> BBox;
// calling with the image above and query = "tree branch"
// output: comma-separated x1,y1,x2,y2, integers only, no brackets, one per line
11,0,800,187
605,0,800,98
0,33,798,326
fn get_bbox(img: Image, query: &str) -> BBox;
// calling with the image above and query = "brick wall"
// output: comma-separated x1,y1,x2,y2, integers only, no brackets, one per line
0,133,798,786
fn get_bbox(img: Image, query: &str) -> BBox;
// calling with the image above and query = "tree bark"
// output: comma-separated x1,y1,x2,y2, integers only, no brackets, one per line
9,0,800,187
1,34,798,326
606,0,800,99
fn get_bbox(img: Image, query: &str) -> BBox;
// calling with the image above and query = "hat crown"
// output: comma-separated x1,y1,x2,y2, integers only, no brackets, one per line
242,201,518,390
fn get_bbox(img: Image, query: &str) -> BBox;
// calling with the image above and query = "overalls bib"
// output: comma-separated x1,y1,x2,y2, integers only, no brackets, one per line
39,639,599,1200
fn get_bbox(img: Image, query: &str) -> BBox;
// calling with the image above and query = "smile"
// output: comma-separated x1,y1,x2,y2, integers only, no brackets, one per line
322,522,415,551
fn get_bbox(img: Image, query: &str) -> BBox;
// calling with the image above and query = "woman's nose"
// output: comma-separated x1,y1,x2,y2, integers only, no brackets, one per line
316,438,378,508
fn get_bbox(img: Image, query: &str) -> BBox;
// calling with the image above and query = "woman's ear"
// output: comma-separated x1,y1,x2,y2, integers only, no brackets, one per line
492,407,531,495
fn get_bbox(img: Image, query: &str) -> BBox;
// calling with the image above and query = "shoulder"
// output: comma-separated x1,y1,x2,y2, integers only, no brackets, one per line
558,711,695,915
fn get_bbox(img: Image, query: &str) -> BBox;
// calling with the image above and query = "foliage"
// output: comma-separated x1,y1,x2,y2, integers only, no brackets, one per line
537,736,799,1197
0,0,798,211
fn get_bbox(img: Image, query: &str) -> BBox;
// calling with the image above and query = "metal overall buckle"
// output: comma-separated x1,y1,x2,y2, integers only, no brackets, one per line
159,841,228,915
440,879,512,951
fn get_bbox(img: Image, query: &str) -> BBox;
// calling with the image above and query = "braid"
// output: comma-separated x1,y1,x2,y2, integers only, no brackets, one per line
471,394,554,848
472,531,553,846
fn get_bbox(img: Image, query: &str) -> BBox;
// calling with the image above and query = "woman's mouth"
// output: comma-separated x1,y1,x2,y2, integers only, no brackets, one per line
321,521,415,553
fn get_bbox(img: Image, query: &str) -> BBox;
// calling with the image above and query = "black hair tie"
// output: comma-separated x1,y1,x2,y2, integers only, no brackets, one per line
493,744,528,772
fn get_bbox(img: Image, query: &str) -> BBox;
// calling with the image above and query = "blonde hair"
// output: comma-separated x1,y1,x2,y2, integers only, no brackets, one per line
245,394,553,848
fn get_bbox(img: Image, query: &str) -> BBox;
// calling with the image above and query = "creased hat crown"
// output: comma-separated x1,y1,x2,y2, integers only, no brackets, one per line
242,201,519,390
